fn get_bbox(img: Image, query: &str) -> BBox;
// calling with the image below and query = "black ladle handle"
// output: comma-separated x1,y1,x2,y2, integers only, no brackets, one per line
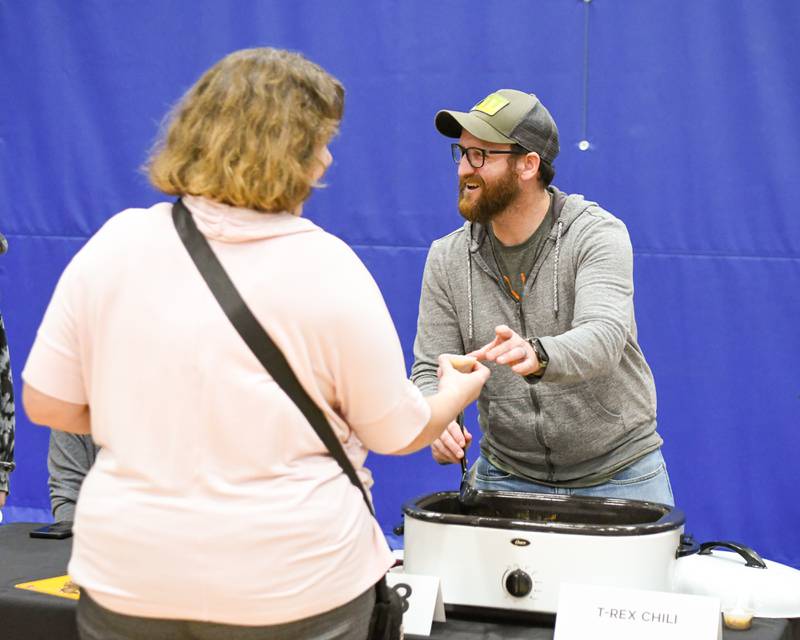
456,411,468,474
697,541,767,569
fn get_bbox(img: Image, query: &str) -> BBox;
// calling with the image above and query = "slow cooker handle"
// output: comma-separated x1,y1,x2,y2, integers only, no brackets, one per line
697,541,767,569
676,533,700,558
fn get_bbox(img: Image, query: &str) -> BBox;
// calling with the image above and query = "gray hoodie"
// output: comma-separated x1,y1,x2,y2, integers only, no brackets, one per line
48,431,99,521
411,187,662,485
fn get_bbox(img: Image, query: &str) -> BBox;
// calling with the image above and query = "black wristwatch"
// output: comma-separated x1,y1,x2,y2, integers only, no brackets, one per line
527,337,549,377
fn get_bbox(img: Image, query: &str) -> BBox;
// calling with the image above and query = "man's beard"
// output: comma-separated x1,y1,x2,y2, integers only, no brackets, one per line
458,164,520,226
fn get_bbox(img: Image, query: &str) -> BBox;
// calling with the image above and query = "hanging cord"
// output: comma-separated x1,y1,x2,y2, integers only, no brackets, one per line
553,219,563,315
581,0,591,144
467,232,474,344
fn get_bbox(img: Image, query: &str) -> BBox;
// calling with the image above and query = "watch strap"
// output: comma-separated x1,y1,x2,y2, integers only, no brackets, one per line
527,337,549,377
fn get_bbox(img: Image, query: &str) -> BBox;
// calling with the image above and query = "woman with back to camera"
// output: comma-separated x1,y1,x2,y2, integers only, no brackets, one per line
22,48,489,640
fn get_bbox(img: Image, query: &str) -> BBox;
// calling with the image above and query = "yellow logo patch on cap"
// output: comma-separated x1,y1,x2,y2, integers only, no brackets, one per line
472,93,510,116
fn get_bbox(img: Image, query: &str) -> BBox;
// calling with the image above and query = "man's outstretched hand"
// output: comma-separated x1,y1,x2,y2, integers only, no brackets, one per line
470,324,542,377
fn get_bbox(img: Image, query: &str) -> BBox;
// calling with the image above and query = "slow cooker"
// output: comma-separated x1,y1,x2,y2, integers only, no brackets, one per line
402,490,688,615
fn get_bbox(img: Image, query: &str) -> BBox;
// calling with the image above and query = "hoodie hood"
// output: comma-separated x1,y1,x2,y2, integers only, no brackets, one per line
182,195,320,244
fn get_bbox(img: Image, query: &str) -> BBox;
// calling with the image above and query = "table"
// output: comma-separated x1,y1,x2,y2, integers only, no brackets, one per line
1,523,78,640
1,523,796,640
417,615,796,639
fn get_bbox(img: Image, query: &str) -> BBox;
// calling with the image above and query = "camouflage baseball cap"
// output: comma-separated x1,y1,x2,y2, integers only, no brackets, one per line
435,89,560,164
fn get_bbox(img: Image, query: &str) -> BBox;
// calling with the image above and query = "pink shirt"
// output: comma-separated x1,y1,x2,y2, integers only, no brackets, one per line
23,196,430,625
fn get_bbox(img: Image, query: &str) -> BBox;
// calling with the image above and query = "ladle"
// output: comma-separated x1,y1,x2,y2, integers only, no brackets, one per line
456,411,480,506
447,354,481,507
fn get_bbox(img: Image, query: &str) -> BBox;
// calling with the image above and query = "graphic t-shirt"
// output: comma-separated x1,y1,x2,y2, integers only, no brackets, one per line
488,194,555,301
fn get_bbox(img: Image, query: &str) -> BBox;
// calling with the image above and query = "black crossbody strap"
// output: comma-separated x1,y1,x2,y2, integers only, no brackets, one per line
171,199,375,516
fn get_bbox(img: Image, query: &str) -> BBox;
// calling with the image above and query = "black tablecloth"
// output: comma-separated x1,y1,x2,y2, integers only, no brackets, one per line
1,523,78,640
1,523,795,640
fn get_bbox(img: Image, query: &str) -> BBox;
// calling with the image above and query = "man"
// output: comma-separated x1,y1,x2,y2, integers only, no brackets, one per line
411,89,673,504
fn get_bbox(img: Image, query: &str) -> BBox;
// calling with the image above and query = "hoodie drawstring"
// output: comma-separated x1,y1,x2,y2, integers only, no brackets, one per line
553,219,563,316
467,239,474,343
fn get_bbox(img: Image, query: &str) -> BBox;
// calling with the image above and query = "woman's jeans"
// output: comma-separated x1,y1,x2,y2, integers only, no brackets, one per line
472,448,675,506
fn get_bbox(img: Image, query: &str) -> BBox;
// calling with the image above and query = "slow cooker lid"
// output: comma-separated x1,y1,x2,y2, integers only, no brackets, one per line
674,549,800,618
403,491,685,536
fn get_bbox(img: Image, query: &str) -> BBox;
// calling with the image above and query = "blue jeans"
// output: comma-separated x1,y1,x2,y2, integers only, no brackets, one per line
472,449,675,506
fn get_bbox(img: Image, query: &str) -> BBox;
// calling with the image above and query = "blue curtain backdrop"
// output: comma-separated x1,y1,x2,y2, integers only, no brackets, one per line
1,1,798,568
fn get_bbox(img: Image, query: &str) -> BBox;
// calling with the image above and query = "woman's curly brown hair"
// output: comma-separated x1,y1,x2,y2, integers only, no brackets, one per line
146,48,344,213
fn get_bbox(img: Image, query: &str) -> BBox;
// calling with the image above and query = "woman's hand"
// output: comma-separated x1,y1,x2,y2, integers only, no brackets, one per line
393,354,488,456
436,353,489,408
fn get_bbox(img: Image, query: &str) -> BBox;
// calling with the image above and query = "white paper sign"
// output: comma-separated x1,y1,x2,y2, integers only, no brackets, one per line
554,583,721,640
386,570,445,637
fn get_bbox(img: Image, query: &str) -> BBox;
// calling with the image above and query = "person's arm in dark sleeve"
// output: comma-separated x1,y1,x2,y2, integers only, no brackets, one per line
0,313,15,507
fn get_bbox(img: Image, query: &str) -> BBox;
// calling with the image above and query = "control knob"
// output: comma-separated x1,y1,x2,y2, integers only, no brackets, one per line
504,568,533,597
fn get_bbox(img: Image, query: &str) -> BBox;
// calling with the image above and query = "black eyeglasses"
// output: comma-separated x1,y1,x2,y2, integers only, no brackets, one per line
451,143,526,169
